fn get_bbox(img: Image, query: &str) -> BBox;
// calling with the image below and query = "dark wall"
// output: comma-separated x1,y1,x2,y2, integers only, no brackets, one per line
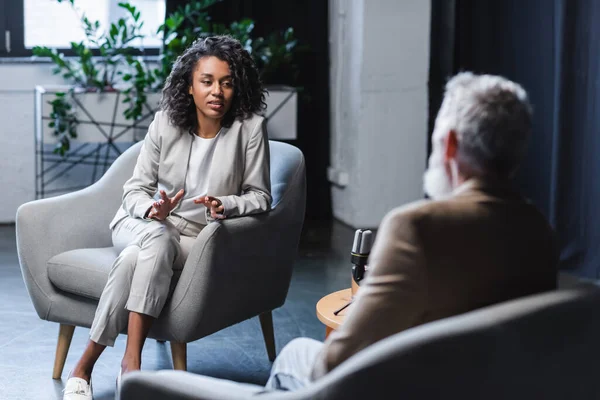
167,0,331,221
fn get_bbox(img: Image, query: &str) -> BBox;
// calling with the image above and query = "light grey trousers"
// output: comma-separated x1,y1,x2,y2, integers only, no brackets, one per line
265,338,324,391
89,214,204,346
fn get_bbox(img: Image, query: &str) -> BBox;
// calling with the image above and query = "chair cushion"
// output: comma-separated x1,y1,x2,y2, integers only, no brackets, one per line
48,247,119,300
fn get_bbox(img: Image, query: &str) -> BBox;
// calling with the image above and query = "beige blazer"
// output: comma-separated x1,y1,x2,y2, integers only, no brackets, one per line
312,179,558,379
110,110,271,229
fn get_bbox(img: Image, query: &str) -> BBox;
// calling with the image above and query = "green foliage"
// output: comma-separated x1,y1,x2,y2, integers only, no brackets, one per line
33,2,145,91
37,0,302,156
47,92,78,157
156,0,303,86
122,55,157,120
155,0,221,84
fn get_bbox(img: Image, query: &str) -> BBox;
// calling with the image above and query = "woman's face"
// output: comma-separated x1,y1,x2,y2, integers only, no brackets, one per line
188,56,234,122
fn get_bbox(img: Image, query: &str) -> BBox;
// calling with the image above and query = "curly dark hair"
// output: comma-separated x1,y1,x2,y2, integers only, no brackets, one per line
160,35,267,134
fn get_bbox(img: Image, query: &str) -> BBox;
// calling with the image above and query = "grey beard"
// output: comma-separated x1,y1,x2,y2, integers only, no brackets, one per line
423,165,454,200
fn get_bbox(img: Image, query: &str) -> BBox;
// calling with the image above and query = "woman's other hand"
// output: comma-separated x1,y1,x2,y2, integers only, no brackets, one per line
194,195,226,220
148,189,185,220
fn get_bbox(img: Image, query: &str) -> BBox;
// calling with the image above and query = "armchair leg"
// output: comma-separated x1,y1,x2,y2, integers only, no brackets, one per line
170,342,187,371
53,324,75,379
259,311,276,362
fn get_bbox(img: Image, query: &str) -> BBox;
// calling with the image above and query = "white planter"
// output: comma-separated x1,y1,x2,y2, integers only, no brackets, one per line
263,85,297,141
36,86,161,143
34,85,297,199
34,85,161,199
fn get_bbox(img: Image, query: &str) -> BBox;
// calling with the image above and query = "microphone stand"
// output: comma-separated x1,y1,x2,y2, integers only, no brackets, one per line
333,229,372,317
333,299,353,315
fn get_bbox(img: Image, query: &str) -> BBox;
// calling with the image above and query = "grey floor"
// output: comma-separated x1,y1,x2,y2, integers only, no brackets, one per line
0,221,588,400
0,220,358,400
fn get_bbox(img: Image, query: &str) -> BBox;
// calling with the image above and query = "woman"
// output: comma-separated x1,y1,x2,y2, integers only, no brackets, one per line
63,35,272,400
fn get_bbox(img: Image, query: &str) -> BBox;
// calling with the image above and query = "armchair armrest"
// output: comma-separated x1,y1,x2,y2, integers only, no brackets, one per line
121,370,268,400
159,207,298,342
15,142,140,320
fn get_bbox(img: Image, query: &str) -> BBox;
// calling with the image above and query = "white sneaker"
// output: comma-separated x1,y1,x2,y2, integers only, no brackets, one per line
63,376,93,400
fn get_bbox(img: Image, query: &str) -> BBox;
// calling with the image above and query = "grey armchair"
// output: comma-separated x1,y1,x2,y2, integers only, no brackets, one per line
120,284,600,400
16,140,306,378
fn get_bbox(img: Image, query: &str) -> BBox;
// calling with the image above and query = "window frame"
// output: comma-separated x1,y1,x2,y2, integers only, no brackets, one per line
1,0,26,56
0,0,164,58
0,1,5,54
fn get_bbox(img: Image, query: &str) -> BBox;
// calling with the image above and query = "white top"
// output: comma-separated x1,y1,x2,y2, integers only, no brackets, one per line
175,133,220,224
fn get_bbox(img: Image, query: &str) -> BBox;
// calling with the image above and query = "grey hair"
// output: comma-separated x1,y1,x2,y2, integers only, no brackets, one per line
437,72,533,177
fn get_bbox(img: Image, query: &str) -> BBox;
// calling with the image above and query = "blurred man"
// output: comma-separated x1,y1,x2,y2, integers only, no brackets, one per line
266,72,558,390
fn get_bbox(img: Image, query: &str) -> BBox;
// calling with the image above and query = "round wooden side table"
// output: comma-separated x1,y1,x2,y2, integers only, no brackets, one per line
316,288,352,338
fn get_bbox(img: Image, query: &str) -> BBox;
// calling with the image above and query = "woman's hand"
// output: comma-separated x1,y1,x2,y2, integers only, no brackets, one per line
148,189,185,220
194,195,226,220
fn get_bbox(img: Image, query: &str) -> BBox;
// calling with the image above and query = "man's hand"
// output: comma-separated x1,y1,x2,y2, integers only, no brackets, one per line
148,189,184,220
194,195,226,220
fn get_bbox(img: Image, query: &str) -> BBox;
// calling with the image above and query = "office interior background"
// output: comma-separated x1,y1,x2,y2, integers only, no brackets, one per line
0,0,598,399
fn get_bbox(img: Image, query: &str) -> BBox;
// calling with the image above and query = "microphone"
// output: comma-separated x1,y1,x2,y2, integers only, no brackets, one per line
333,229,373,316
351,229,373,286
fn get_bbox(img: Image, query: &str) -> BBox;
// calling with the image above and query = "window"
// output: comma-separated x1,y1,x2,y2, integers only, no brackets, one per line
0,0,166,57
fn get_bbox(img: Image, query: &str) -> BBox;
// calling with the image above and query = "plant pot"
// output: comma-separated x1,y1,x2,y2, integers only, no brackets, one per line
34,85,161,199
263,85,298,141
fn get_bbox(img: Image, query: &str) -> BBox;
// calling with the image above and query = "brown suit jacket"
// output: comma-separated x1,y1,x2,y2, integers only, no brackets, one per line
311,178,558,379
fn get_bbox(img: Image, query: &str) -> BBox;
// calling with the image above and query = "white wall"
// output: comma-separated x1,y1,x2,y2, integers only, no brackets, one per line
329,0,431,229
0,63,63,223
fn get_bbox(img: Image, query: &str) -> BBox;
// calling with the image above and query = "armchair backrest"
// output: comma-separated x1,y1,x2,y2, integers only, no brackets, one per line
277,285,600,400
269,140,306,210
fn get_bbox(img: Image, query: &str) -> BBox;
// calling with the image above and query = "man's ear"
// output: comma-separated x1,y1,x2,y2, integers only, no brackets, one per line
445,130,458,161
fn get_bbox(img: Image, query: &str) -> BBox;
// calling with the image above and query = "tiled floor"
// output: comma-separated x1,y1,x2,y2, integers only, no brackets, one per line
0,220,359,400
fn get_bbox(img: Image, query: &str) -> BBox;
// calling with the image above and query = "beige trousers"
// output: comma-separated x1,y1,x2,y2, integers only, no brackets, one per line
89,214,204,346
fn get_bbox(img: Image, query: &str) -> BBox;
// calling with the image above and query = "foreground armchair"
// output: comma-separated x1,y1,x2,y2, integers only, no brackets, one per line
121,284,600,400
16,140,306,378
